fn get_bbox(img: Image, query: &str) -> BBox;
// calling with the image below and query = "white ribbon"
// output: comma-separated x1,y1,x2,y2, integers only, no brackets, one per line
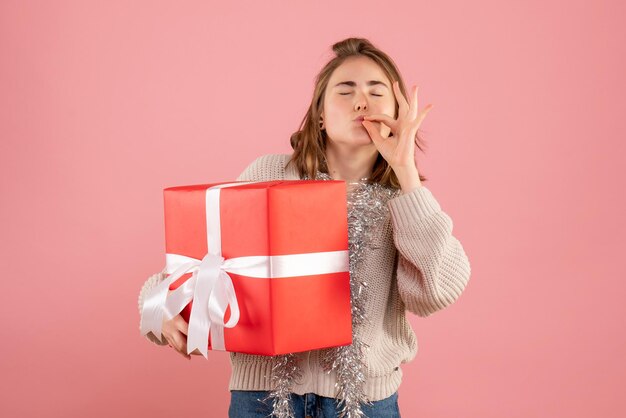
140,181,349,358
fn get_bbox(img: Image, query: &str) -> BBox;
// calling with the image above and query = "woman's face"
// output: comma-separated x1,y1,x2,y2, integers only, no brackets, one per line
321,56,396,148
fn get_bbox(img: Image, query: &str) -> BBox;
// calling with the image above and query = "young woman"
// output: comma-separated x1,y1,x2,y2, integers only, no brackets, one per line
138,37,471,418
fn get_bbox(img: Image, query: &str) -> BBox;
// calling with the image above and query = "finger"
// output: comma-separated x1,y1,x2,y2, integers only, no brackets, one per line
363,114,398,132
409,85,419,121
393,81,409,117
411,104,434,130
179,333,191,357
171,333,186,354
364,115,398,136
173,336,191,359
176,316,189,336
361,120,386,146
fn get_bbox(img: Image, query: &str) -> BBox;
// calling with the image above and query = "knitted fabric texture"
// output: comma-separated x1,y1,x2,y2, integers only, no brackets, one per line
137,153,471,402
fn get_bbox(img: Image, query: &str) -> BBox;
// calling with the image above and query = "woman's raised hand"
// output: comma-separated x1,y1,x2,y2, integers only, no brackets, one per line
361,80,434,171
162,314,203,359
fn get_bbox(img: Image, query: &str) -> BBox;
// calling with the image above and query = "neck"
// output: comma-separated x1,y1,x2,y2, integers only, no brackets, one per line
324,142,379,183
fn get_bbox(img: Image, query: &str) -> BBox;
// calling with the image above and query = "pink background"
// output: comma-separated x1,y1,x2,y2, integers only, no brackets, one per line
1,1,624,417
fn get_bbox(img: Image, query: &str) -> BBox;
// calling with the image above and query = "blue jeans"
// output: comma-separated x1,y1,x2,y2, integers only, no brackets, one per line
228,390,401,417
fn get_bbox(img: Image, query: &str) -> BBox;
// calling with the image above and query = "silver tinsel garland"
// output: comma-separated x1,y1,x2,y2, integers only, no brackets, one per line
262,172,400,418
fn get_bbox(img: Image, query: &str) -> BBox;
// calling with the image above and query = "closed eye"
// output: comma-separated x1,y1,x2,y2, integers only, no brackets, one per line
339,93,383,96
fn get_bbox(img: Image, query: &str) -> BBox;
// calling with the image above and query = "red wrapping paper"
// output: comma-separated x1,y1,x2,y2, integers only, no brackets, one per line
163,180,353,355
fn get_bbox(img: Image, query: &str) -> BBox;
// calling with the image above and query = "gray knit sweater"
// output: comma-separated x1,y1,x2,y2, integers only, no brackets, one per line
137,153,471,401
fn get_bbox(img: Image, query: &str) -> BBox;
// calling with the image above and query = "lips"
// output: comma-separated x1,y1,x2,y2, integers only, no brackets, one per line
354,116,366,122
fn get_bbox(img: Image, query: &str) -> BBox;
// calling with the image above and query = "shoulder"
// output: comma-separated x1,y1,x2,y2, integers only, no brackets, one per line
236,153,291,181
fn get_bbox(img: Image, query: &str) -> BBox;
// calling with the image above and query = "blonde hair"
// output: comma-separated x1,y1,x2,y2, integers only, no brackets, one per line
286,37,428,188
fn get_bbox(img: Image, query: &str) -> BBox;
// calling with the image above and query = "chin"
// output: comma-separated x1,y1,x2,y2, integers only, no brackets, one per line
352,132,376,145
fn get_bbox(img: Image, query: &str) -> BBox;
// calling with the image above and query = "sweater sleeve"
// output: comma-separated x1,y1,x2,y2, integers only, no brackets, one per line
386,185,471,317
137,270,169,346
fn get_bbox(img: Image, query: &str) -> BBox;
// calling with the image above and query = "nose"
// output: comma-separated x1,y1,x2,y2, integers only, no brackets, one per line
354,93,368,112
354,101,368,112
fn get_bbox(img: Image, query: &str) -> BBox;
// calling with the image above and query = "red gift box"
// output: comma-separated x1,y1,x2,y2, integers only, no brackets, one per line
161,180,352,356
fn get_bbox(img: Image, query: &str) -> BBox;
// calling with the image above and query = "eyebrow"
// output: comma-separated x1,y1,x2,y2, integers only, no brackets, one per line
333,80,389,89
